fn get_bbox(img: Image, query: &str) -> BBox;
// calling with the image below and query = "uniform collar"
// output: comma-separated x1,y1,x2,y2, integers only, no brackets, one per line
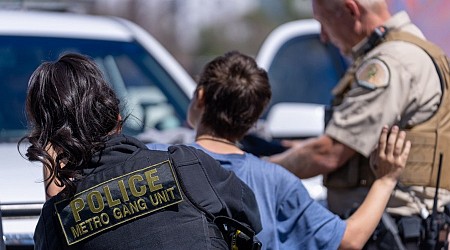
351,11,412,58
384,11,411,30
84,134,147,173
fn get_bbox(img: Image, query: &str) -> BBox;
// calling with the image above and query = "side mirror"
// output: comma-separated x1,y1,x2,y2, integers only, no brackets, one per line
265,103,325,139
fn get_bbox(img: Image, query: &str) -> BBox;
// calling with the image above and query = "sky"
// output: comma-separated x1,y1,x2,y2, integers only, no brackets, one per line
387,0,450,55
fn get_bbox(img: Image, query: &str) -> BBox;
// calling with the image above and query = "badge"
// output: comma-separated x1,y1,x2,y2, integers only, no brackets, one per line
356,58,390,90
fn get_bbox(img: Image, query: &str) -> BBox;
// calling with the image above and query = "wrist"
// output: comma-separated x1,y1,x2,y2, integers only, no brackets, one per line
374,177,398,190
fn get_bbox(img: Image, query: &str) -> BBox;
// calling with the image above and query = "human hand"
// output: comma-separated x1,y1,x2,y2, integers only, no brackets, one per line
370,125,411,182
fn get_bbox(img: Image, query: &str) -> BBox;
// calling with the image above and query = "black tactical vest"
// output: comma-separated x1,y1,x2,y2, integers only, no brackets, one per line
35,144,239,249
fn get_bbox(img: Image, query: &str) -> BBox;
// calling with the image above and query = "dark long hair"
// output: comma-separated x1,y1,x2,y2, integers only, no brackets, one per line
197,51,271,141
19,53,121,197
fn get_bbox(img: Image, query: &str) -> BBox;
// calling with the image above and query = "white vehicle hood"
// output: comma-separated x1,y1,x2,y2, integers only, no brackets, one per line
0,143,45,204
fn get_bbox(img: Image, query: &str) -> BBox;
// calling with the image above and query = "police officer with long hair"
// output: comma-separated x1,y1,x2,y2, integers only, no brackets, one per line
20,53,261,249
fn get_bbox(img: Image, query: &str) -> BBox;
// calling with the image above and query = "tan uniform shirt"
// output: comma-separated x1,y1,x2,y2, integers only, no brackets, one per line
325,11,448,216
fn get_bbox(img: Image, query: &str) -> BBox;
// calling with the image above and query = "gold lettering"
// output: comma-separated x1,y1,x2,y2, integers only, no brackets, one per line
144,169,163,192
79,221,88,234
104,185,121,207
100,213,110,224
157,191,168,203
166,187,175,199
113,207,122,219
87,191,104,213
70,197,85,222
149,188,177,206
92,216,102,229
85,217,93,231
129,175,146,197
122,204,131,217
70,224,83,239
129,201,140,214
118,180,130,202
149,193,159,206
70,213,109,239
137,198,148,210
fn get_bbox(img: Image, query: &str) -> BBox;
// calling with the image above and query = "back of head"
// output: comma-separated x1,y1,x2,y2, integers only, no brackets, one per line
197,51,271,141
356,0,388,16
316,0,384,8
316,0,387,14
23,53,121,197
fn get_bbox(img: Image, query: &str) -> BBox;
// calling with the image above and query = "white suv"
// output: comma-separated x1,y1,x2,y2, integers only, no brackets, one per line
0,10,196,249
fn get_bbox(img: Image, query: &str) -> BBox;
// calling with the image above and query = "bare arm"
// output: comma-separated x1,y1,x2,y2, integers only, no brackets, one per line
339,126,410,249
269,135,356,178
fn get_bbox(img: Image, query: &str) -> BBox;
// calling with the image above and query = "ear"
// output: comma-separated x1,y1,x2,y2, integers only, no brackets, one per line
344,0,361,19
195,87,205,108
344,0,364,34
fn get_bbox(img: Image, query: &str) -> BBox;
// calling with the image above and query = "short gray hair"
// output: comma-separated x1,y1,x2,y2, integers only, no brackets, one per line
316,0,384,10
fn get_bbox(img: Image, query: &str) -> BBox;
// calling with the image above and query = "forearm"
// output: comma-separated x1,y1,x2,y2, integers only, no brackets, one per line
338,125,409,249
340,178,397,249
269,135,354,179
268,146,317,178
287,148,333,179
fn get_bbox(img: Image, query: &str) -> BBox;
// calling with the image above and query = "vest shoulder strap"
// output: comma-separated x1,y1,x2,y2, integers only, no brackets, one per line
167,145,261,249
385,30,450,129
167,145,220,220
385,30,450,92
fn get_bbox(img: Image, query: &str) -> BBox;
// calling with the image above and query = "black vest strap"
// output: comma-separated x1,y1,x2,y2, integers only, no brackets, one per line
168,145,261,250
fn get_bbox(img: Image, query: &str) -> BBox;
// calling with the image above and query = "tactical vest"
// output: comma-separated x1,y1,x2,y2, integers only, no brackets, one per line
47,145,231,249
324,30,450,190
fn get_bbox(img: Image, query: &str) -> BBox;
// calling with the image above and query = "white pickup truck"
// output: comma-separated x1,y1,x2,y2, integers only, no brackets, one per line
0,12,345,249
253,19,349,203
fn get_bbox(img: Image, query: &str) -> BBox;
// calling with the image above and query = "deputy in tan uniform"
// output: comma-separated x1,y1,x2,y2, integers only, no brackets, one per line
269,0,450,240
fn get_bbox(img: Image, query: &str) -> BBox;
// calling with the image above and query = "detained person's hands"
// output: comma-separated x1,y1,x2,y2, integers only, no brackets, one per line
370,125,411,183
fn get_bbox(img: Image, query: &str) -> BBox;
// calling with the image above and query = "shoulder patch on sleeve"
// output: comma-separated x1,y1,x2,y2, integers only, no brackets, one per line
356,58,389,90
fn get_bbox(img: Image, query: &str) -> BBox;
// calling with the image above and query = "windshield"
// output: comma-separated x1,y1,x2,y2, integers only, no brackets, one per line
0,36,189,142
263,34,348,117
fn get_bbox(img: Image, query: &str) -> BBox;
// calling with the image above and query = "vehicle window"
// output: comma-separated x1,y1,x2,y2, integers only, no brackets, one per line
263,34,348,117
0,36,189,142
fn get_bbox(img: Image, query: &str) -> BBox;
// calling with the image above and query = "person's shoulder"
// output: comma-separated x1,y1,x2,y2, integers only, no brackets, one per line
245,153,284,169
245,153,301,184
146,142,171,151
369,38,431,63
167,144,206,156
364,39,435,81
167,144,221,168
